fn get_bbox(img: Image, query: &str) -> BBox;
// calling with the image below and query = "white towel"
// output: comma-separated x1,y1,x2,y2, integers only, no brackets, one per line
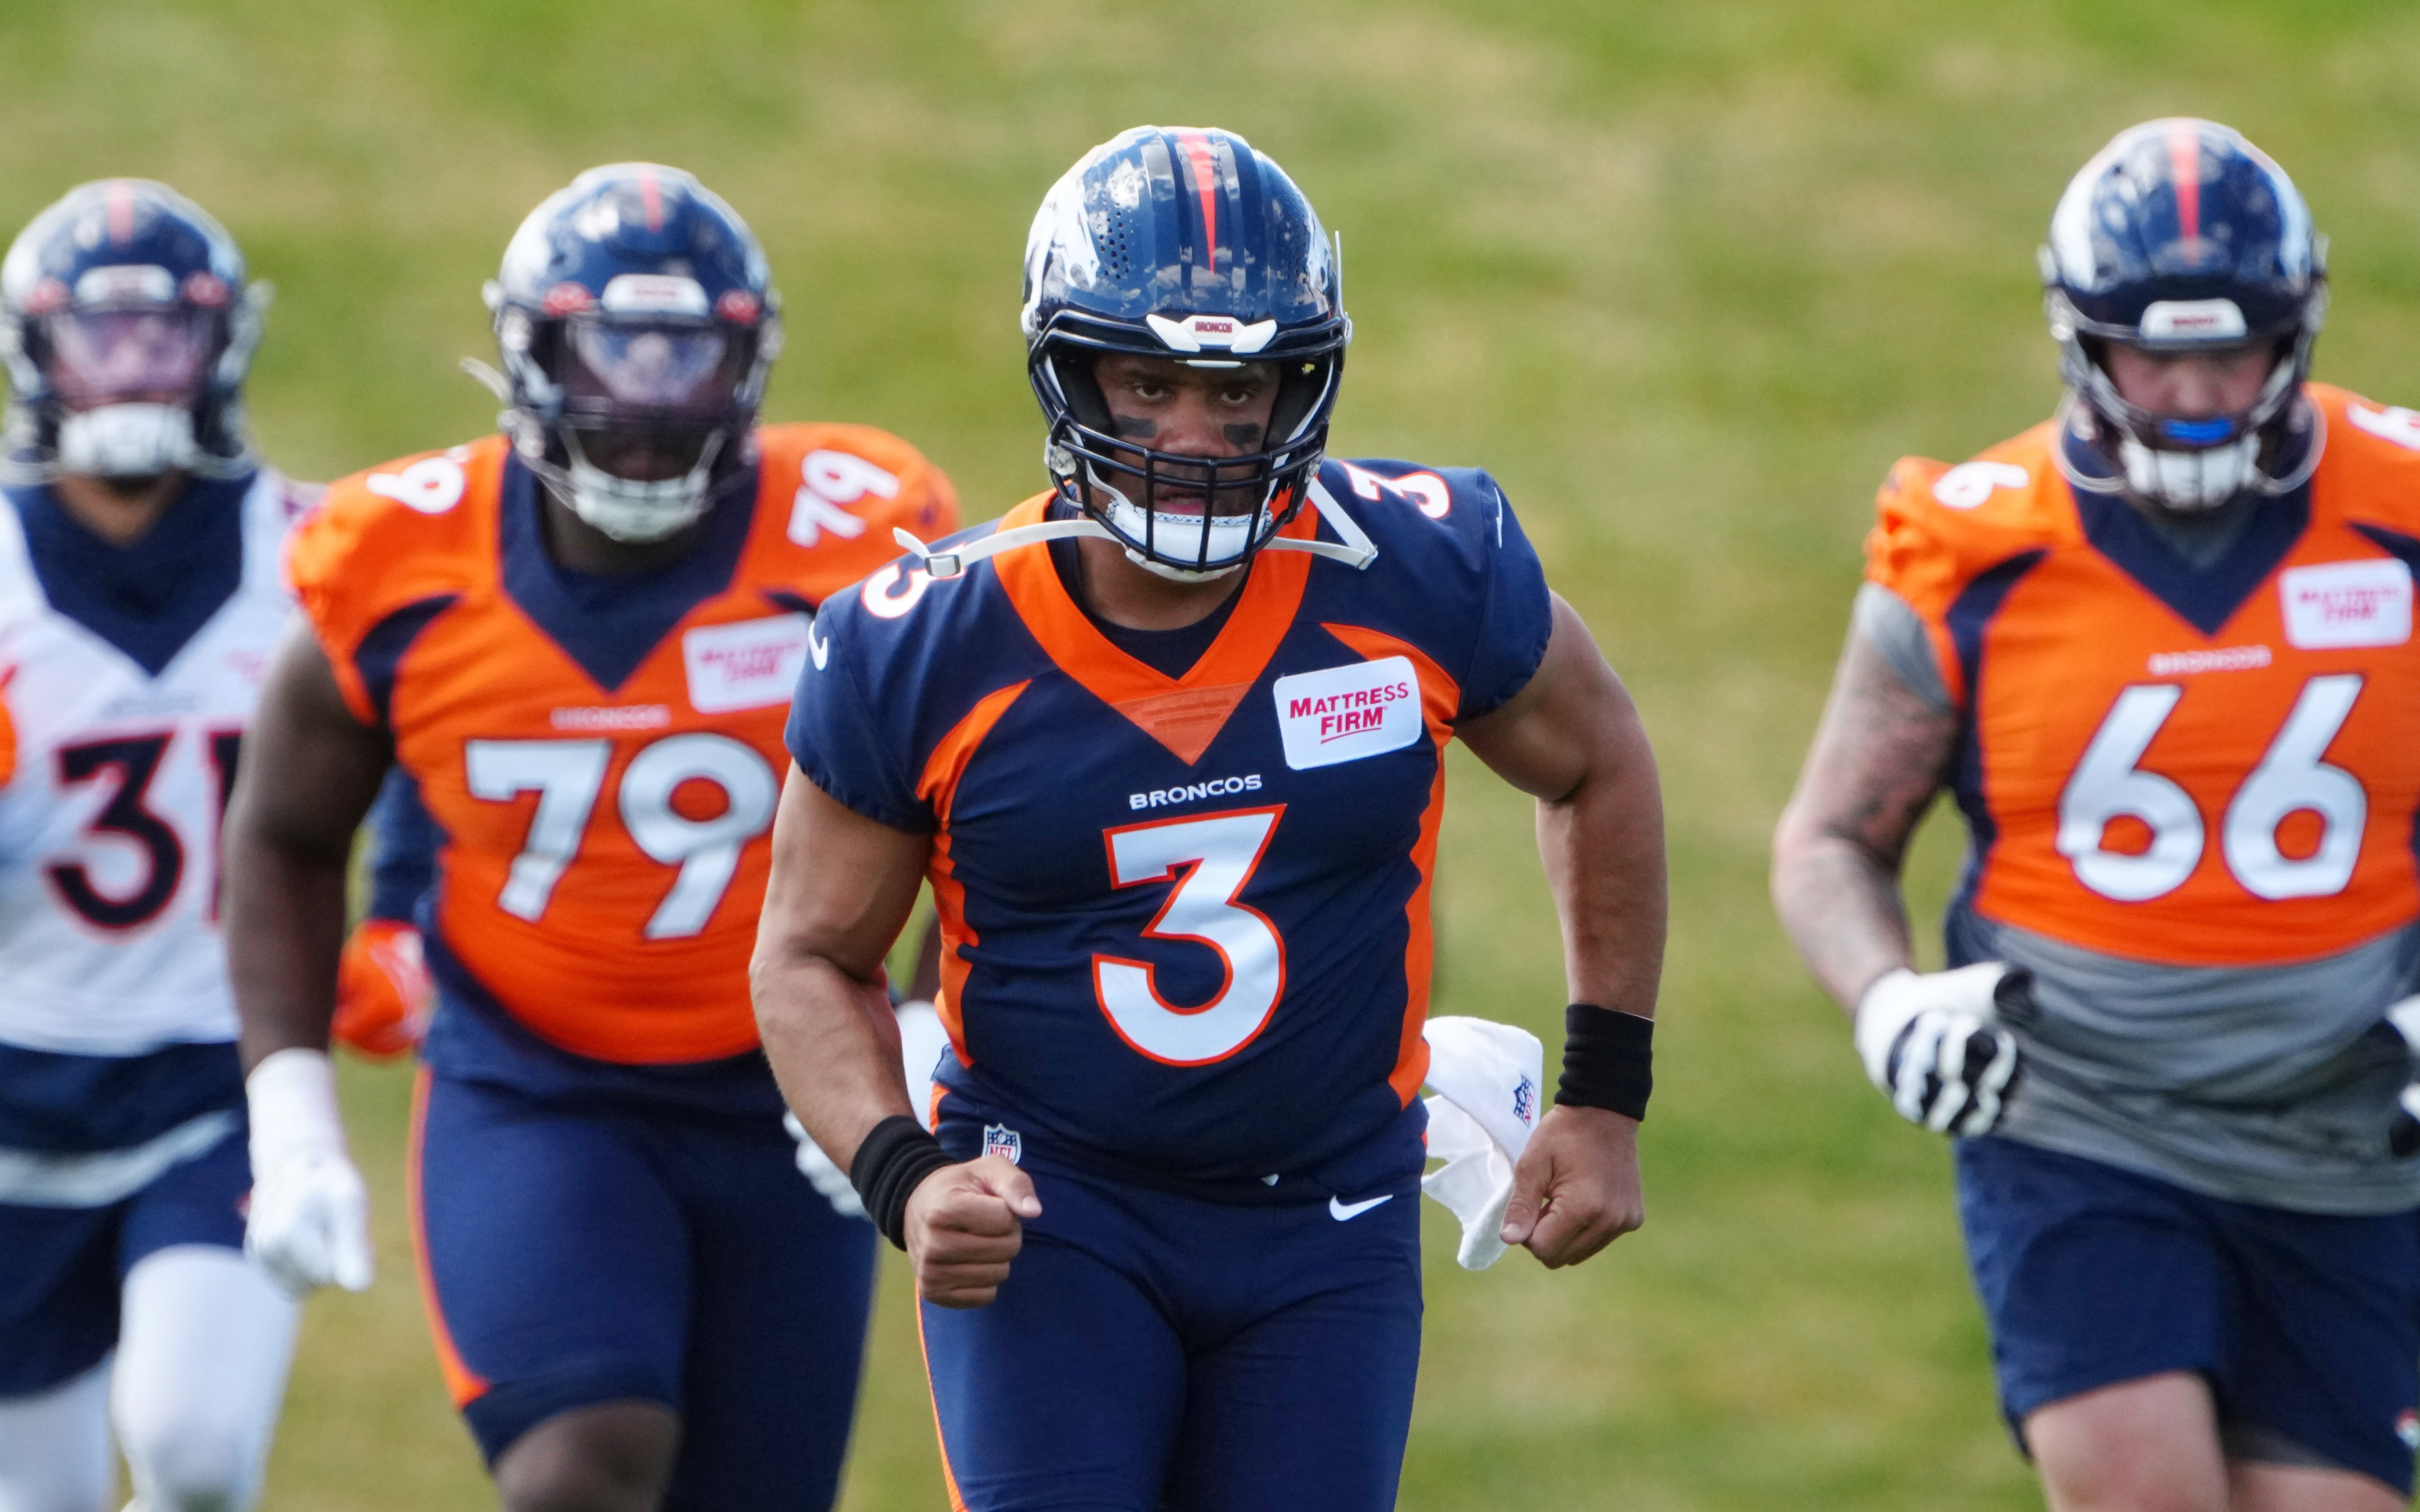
1419,1015,1545,1270
898,1000,951,1131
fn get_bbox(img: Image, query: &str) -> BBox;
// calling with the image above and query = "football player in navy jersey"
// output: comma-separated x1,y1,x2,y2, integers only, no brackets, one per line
754,125,1669,1508
0,181,303,1512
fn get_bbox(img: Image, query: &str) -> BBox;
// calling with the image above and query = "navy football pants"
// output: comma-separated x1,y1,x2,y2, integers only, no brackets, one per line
919,1152,1424,1511
411,1071,877,1511
1957,1135,2420,1494
0,1120,249,1396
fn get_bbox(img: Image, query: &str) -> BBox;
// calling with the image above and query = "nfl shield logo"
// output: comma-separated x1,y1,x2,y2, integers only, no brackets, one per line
2397,1409,2419,1450
983,1123,1023,1165
1512,1075,1536,1129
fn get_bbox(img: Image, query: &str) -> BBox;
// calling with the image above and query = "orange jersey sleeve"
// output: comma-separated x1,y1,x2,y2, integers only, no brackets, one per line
286,439,508,727
1863,423,2076,709
749,422,960,605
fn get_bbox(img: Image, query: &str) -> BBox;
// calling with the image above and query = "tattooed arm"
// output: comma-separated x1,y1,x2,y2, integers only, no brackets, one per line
1771,623,1960,1015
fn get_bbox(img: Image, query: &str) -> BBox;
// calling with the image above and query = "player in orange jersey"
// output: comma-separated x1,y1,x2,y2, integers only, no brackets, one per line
220,164,957,1512
1776,120,2420,1512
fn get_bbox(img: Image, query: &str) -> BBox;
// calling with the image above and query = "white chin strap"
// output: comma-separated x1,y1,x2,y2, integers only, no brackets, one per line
892,477,1380,581
56,403,199,478
2117,432,2262,514
560,432,722,543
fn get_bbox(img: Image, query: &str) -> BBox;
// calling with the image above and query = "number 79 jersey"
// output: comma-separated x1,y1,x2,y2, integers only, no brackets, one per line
786,461,1552,1185
290,427,955,1066
1869,382,2420,966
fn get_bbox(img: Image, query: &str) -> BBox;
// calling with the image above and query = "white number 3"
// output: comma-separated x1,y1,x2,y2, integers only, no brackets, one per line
1093,808,1287,1065
2058,674,2366,902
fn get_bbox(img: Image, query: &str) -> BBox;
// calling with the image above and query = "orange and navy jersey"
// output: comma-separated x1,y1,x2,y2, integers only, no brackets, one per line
1869,383,2420,967
785,462,1552,1188
290,425,956,1071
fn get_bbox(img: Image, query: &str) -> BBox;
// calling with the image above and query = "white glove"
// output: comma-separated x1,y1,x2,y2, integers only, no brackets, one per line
784,999,956,1220
1419,1016,1544,1271
1854,964,2026,1137
243,1049,373,1297
785,1112,868,1218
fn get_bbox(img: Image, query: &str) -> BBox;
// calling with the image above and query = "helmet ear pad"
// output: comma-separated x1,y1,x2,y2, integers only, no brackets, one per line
1268,354,1340,449
1048,349,1113,433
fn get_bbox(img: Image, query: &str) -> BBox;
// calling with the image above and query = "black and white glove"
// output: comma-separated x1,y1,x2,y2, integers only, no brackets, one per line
1853,963,2028,1137
2384,997,2420,1158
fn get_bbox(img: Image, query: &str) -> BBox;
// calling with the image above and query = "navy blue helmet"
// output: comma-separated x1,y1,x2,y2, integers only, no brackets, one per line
2042,119,2326,512
1022,126,1349,579
485,163,780,542
0,180,264,481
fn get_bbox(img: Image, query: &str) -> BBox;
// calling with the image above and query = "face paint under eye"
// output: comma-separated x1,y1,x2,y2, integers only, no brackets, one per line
1110,416,1158,440
1223,423,1266,449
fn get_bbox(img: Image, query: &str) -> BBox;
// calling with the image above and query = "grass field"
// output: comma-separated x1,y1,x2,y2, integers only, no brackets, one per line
13,1,2420,1506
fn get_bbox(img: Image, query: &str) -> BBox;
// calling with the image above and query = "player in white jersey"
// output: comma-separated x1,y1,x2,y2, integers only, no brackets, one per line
0,181,301,1512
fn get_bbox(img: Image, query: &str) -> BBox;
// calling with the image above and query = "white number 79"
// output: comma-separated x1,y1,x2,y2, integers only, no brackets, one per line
463,732,779,938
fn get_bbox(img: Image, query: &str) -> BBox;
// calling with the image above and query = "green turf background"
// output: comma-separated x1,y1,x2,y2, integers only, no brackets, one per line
11,1,2420,1506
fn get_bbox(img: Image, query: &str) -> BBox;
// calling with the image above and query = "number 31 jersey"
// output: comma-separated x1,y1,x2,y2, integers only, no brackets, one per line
786,461,1552,1190
1867,382,2420,1210
0,470,305,1056
291,427,955,1078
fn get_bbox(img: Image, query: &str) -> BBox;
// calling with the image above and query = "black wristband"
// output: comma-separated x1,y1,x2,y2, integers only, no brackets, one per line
1555,1002,1653,1121
849,1114,956,1251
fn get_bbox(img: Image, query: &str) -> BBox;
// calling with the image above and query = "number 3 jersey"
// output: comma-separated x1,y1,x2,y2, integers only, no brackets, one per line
1866,382,2420,1212
786,462,1553,1194
0,470,305,1061
290,427,955,1107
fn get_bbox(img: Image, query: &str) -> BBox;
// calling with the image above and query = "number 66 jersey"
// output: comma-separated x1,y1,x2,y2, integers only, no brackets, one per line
290,427,953,1102
1866,381,2420,1212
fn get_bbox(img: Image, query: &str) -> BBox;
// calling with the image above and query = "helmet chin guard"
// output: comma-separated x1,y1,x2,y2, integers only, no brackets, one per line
540,427,728,543
2116,431,2262,513
2053,391,2322,514
55,402,199,479
1090,467,1253,582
